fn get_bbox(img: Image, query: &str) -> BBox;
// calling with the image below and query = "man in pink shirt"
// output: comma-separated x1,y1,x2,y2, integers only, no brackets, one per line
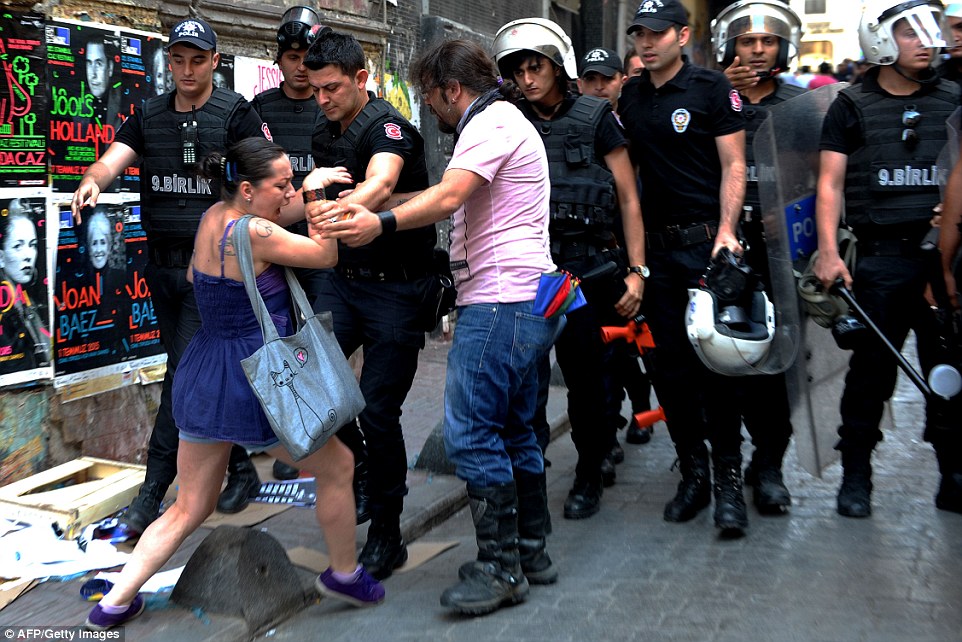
808,61,839,89
316,39,560,616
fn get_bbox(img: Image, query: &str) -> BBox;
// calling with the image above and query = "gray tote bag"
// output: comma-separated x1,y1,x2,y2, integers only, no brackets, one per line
233,215,364,461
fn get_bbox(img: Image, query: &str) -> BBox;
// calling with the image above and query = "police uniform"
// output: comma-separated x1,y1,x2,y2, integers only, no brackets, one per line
519,93,630,512
310,91,434,521
736,78,804,503
251,85,316,190
619,58,747,514
114,87,267,490
819,66,957,456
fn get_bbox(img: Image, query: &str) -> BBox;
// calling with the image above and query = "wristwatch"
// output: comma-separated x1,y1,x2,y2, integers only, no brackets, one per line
629,265,650,279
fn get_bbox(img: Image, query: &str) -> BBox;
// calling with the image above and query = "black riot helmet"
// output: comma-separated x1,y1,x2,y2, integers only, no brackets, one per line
276,7,326,58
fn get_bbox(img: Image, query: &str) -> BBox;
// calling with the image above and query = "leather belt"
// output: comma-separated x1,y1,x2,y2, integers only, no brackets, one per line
859,238,925,258
647,222,718,251
336,264,428,283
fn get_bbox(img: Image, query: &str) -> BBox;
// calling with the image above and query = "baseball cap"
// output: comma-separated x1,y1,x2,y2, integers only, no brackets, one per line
167,18,217,51
627,0,689,34
580,47,624,77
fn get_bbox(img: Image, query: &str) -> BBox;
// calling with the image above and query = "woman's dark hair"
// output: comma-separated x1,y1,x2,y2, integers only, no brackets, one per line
197,137,287,200
410,39,519,102
303,30,365,76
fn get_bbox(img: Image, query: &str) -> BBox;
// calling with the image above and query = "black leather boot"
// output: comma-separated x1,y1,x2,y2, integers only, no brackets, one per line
441,482,529,615
713,455,748,531
933,445,962,514
515,472,557,585
359,498,408,580
353,454,372,525
216,455,261,514
837,446,873,518
272,459,299,481
744,444,791,514
120,479,168,536
663,444,711,522
563,475,603,520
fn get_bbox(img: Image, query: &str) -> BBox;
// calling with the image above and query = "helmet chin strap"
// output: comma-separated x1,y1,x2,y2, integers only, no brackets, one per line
891,61,939,85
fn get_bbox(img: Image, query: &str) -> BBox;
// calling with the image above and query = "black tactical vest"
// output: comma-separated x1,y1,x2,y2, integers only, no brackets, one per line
312,95,434,271
843,80,959,227
252,87,316,189
539,95,616,234
140,88,244,245
743,81,805,211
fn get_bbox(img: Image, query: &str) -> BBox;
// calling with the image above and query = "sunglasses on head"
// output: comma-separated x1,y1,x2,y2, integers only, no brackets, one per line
902,105,921,149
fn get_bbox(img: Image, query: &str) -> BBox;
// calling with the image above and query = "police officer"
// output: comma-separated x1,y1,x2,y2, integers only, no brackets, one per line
712,0,805,514
939,3,962,86
492,19,646,520
70,17,270,534
300,30,435,580
814,0,958,517
251,6,325,483
619,0,750,532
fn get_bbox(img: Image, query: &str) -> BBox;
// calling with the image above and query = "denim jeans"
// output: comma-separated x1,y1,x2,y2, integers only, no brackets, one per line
443,301,561,487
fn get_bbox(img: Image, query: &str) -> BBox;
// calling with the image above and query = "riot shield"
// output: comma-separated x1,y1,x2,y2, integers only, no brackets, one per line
754,83,845,477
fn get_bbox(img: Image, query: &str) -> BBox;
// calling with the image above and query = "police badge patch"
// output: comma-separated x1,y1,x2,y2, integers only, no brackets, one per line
729,89,743,112
383,123,403,140
671,108,690,133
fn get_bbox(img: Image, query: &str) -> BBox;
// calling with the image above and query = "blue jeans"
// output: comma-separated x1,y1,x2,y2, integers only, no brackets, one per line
444,301,561,487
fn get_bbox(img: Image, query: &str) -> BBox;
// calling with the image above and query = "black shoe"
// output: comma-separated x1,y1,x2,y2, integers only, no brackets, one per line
120,479,167,537
936,473,962,514
609,441,625,465
359,529,408,580
625,418,652,445
441,560,529,615
217,460,261,514
713,463,748,531
837,448,873,518
663,475,711,522
600,457,617,488
272,460,299,481
744,462,791,514
563,478,602,519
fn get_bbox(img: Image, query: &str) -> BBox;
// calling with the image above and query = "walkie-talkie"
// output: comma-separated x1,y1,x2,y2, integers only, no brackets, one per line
182,106,198,168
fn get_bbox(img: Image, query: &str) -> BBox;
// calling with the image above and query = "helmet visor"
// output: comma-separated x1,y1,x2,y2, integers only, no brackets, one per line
891,8,947,49
280,7,320,28
726,14,795,42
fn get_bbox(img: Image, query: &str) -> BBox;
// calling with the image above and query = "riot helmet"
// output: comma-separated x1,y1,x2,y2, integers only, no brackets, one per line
858,0,946,66
948,3,962,19
686,248,776,375
711,0,803,71
492,18,578,81
277,6,324,57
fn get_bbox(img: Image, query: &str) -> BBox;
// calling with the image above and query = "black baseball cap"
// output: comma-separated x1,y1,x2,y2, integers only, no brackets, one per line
626,0,689,34
167,18,217,51
580,48,624,77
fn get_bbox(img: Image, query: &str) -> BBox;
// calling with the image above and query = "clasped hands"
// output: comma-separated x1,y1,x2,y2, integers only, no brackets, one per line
301,166,383,248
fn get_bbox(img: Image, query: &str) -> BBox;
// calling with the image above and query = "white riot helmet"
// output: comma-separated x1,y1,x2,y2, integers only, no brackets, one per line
859,0,946,65
686,248,776,375
711,0,804,70
948,3,962,18
493,18,578,81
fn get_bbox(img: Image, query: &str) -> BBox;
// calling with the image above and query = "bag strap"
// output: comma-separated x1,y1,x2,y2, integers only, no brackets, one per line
232,215,315,341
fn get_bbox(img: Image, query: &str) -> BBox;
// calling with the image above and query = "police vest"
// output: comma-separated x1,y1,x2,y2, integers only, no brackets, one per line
743,81,805,211
312,96,434,271
140,88,244,244
539,95,616,235
252,87,316,189
843,80,959,227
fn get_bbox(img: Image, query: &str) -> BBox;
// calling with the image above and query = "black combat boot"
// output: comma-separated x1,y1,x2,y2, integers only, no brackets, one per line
837,446,873,518
663,444,711,522
359,497,408,580
933,445,962,514
441,482,529,615
563,474,603,520
712,455,748,531
120,479,168,537
272,459,299,481
515,471,557,585
744,444,791,514
216,455,261,514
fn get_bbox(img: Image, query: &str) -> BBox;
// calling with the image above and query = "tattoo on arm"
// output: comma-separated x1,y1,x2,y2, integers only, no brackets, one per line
254,220,274,238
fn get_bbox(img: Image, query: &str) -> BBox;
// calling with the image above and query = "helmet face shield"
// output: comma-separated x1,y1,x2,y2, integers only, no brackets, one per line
711,0,803,67
493,18,578,80
277,6,322,55
897,9,947,49
861,0,946,64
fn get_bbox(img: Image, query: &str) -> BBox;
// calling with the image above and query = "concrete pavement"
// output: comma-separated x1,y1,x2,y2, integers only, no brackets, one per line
2,336,961,641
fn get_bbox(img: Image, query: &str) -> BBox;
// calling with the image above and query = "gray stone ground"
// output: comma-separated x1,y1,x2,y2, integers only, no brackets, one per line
2,337,961,641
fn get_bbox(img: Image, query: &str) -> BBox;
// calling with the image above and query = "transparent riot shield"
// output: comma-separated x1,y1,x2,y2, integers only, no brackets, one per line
754,83,845,477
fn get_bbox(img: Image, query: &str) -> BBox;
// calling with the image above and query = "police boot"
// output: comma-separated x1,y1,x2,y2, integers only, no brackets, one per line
663,444,711,522
441,482,529,615
120,479,168,537
216,454,261,514
272,459,299,481
359,497,408,580
933,444,962,514
837,446,873,518
563,474,603,520
744,444,791,514
712,455,748,531
515,471,557,585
